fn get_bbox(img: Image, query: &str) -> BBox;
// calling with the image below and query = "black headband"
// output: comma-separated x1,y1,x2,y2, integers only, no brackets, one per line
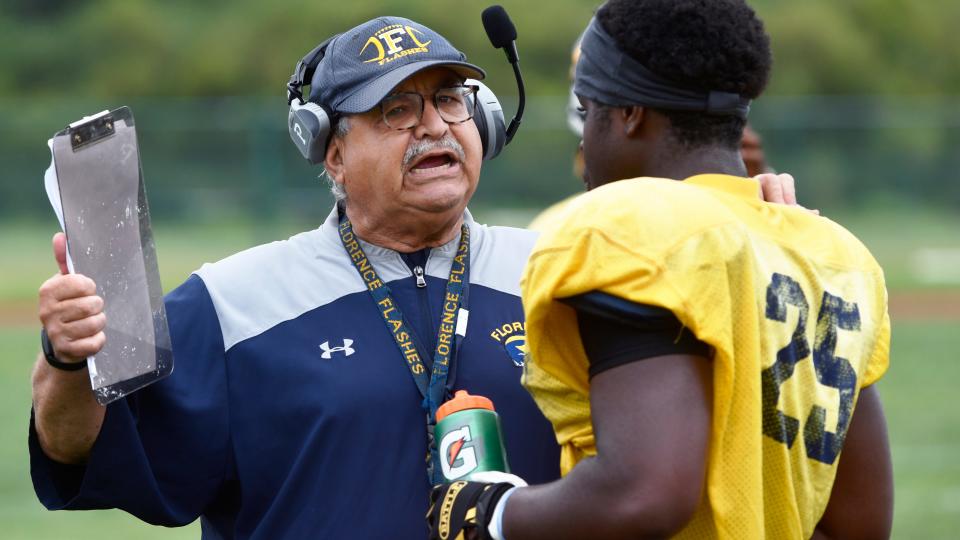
573,17,751,119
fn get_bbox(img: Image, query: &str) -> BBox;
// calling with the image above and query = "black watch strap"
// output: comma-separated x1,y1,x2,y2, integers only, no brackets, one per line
40,328,88,371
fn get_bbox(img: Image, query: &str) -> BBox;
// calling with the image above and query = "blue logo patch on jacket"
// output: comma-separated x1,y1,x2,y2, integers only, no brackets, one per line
490,321,526,367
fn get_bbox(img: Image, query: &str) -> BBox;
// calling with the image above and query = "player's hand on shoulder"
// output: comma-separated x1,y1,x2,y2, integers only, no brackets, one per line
37,232,106,363
755,172,820,215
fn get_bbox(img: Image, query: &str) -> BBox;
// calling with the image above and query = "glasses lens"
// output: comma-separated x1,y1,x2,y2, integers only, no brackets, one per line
381,93,422,130
436,87,476,123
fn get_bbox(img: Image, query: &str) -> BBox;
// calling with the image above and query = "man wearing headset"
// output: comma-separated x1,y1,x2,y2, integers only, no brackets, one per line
30,17,562,538
427,1,892,539
30,13,800,539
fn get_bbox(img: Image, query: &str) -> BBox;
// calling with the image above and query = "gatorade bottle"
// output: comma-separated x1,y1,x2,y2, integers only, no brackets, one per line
434,390,510,481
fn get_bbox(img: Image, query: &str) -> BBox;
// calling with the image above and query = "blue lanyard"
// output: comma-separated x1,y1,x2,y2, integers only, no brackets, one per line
338,213,471,483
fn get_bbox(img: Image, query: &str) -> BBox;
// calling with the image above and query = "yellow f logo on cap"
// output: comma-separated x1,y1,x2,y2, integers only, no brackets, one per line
361,24,432,64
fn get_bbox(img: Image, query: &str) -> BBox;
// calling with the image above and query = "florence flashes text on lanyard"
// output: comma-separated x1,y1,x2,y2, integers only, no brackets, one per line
338,214,470,484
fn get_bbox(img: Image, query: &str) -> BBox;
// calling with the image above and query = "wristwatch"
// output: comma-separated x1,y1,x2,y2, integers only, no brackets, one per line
40,328,88,371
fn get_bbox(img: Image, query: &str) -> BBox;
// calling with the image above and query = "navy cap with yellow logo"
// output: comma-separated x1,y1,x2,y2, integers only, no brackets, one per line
310,16,486,114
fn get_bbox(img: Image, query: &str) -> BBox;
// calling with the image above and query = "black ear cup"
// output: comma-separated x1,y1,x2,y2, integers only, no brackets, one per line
286,36,339,165
288,100,332,165
470,80,506,161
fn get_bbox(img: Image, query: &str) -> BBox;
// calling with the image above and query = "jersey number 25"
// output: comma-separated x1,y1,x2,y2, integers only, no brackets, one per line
761,272,861,466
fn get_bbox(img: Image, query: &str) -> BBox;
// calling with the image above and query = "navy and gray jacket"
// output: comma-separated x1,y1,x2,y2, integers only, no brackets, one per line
30,207,560,539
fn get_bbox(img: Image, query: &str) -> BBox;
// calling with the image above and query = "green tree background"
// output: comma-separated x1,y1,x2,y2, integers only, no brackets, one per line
3,0,959,97
1,0,958,220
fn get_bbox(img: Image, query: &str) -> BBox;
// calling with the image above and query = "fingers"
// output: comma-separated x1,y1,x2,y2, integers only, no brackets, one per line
51,331,107,362
52,232,69,275
775,173,797,205
756,173,821,215
58,310,107,339
38,273,106,362
756,173,780,203
41,310,107,362
754,173,796,204
52,295,104,324
39,273,97,304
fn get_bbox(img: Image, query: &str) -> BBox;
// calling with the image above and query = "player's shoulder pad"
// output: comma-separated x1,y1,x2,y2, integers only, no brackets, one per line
538,178,735,254
807,214,884,276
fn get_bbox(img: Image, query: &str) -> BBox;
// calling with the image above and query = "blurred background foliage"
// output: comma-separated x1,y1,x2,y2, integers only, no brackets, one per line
0,0,959,222
3,0,959,97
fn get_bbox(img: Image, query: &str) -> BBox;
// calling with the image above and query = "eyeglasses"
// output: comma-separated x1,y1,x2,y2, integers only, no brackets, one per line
379,85,480,130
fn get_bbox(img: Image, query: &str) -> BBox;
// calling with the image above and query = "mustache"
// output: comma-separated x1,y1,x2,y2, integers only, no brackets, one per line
402,135,466,169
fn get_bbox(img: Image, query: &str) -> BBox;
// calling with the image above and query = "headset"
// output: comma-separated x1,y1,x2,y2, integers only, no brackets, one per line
286,6,523,165
286,36,338,165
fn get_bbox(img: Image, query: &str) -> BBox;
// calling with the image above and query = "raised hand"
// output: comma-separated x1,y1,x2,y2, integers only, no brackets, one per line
37,232,106,364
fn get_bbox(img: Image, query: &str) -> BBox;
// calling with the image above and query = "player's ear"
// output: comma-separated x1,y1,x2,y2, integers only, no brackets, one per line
622,106,645,137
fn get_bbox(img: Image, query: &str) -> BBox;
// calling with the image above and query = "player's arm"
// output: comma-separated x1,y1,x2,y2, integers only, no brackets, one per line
496,353,711,539
33,232,107,464
426,295,712,539
492,295,711,539
811,384,893,540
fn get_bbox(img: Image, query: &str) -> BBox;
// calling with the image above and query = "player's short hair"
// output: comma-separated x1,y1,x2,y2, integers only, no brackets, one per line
596,0,772,149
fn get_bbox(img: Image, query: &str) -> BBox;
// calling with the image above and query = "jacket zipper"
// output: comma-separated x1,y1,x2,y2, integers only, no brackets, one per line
414,260,434,366
414,265,427,288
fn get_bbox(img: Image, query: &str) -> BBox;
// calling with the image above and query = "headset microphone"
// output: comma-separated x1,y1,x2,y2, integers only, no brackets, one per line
481,5,525,144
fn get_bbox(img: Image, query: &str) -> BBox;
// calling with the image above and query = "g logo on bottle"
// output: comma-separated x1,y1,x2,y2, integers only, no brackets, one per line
438,425,478,480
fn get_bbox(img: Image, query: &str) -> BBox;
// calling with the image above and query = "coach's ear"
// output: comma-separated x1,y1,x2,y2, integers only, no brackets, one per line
324,135,345,184
620,106,645,138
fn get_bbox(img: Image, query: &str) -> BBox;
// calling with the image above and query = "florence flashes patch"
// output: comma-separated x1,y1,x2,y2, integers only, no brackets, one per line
489,321,527,366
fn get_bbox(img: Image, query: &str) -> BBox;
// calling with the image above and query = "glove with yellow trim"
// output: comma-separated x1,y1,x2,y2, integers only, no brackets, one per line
425,480,514,540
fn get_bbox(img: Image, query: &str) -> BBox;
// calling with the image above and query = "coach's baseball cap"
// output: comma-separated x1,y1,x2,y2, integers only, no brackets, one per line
309,16,486,113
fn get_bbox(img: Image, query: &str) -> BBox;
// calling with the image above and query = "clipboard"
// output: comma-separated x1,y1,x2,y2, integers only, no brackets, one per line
48,107,173,404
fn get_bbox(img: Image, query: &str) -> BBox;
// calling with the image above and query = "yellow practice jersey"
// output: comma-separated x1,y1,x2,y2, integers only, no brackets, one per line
527,194,578,232
521,174,890,539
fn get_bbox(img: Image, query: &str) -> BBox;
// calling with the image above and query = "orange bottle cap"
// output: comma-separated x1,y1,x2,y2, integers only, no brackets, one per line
435,390,495,422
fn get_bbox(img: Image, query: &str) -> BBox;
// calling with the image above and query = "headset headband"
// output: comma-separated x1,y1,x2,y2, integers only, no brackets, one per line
287,34,339,105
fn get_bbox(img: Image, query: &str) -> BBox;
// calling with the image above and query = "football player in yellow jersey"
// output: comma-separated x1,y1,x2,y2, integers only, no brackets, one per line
426,1,892,539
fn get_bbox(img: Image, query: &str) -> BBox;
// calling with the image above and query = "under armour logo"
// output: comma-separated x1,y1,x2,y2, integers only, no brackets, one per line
319,339,355,359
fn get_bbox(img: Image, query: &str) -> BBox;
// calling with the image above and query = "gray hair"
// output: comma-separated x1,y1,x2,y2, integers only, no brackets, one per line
322,116,351,202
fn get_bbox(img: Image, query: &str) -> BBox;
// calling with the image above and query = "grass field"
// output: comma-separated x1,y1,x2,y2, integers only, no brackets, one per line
1,207,958,538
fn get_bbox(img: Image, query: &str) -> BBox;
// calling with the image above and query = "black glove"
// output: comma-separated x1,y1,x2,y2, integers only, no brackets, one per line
426,480,514,540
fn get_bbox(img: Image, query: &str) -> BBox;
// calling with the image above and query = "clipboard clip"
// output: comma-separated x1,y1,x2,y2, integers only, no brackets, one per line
68,109,115,151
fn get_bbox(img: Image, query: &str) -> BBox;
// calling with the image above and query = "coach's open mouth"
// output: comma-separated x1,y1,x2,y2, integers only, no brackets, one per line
408,149,459,172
